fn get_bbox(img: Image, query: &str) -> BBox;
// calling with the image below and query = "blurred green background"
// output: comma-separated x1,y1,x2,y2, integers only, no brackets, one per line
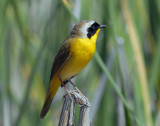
0,0,160,126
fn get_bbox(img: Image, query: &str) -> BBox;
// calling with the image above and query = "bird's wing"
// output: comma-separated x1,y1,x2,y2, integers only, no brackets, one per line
49,41,71,82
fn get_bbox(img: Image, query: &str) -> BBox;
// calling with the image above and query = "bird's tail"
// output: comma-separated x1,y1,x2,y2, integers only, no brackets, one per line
40,75,61,119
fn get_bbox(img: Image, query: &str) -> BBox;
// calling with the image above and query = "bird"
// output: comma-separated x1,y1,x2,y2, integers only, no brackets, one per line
40,20,106,119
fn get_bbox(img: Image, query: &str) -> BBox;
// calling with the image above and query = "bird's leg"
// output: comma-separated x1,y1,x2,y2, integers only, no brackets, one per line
68,79,88,102
68,80,82,94
59,78,72,99
68,79,87,98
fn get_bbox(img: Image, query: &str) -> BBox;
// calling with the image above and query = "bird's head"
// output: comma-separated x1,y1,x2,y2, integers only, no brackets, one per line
71,20,106,39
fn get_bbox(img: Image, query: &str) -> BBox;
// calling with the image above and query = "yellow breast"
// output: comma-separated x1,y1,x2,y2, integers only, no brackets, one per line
57,29,100,80
70,38,96,61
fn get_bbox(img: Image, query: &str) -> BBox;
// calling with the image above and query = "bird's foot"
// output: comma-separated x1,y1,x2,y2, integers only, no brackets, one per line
68,80,88,102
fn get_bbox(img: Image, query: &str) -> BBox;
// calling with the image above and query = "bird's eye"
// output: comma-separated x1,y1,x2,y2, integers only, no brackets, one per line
92,26,95,29
87,22,100,38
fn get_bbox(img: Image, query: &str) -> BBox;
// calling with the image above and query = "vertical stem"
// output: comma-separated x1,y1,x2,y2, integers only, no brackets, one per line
3,27,11,126
120,0,153,126
78,105,91,126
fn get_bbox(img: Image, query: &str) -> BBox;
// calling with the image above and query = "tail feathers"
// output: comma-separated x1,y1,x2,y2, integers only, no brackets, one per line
40,75,61,119
40,92,53,119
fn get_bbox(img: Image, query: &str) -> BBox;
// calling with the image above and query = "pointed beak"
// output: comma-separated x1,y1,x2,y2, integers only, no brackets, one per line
99,25,107,29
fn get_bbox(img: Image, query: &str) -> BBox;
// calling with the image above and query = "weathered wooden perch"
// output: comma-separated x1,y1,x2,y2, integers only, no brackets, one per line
58,90,91,126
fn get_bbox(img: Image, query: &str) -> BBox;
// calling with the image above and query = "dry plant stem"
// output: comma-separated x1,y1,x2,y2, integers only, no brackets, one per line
58,90,91,126
120,0,153,126
78,105,91,126
58,95,75,126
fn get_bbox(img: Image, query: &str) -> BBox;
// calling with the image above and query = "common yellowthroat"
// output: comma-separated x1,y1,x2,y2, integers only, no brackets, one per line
40,20,106,119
